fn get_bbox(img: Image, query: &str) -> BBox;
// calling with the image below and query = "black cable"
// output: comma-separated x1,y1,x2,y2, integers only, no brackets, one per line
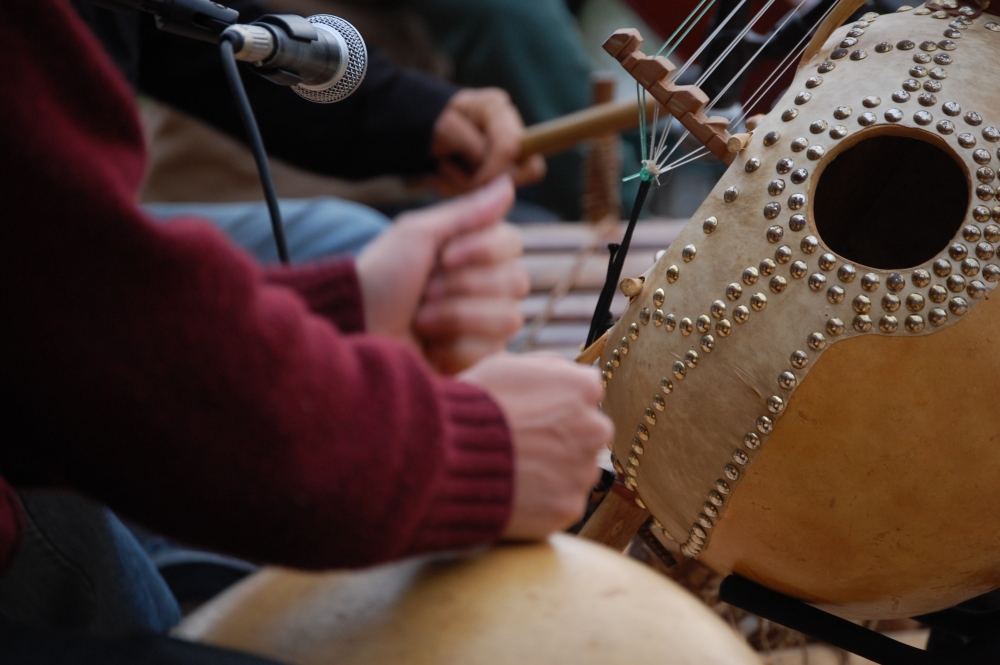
219,37,290,265
585,178,652,347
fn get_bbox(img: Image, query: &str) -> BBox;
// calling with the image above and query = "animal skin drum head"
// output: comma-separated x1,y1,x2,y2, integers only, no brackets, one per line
601,6,1000,620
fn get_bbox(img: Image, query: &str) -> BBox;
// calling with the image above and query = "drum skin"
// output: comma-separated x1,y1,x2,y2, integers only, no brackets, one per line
174,534,760,665
599,7,1000,619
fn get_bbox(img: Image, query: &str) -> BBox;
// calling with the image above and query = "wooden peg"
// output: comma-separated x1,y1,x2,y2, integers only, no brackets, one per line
630,56,676,89
602,28,644,59
619,276,644,298
727,132,752,154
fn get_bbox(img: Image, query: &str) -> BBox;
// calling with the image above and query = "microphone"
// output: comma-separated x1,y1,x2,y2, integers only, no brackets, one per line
221,14,367,104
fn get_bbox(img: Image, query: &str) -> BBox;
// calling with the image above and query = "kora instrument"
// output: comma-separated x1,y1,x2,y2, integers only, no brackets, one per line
174,534,760,665
599,2,1000,620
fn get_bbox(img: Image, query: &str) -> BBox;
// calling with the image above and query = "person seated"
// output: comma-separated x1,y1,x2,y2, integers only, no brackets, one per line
0,3,613,663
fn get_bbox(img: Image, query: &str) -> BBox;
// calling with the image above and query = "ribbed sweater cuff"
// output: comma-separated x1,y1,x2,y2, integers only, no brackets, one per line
263,259,366,333
406,380,514,555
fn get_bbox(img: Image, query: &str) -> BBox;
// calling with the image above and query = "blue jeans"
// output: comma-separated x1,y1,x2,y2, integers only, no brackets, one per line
144,197,390,264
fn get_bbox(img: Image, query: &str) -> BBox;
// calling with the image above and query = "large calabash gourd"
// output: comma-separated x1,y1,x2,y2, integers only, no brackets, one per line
600,4,1000,620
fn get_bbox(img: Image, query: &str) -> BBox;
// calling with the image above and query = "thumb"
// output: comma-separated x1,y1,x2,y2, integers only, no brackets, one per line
405,175,515,245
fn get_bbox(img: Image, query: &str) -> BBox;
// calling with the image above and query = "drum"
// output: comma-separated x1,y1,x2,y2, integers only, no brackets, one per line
600,3,1000,619
174,534,760,665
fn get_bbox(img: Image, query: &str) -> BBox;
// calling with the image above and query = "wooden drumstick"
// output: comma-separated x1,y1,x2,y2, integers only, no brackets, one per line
519,96,657,160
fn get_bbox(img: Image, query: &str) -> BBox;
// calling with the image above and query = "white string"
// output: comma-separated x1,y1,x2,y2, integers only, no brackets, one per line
652,0,838,173
672,0,753,84
695,0,782,88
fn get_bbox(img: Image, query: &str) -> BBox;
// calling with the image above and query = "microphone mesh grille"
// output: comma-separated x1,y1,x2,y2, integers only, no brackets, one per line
294,15,368,104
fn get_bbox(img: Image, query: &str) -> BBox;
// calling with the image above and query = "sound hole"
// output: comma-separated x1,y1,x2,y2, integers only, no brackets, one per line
813,135,968,269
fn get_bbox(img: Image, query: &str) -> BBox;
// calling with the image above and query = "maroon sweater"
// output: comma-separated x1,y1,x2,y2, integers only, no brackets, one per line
0,1,513,572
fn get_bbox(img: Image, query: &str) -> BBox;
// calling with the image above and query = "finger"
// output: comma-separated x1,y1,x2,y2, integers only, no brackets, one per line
394,175,515,245
510,155,547,188
423,262,531,301
432,108,488,166
441,222,523,269
425,337,507,375
472,104,525,187
429,161,476,198
414,297,524,339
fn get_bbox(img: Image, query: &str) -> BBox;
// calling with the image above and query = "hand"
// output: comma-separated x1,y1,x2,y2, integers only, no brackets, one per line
355,176,527,370
430,88,547,197
459,353,614,540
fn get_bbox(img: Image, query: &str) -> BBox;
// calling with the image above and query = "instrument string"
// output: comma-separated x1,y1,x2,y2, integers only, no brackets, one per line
654,0,837,173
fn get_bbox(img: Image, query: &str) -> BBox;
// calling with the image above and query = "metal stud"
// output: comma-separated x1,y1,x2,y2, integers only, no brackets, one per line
828,285,845,304
767,395,785,414
768,180,786,197
918,93,937,107
966,112,984,127
696,315,711,334
818,60,835,73
939,40,957,51
733,449,749,466
947,274,966,292
776,158,793,174
986,225,1000,242
725,464,741,481
672,361,686,379
703,216,719,233
853,314,873,332
905,314,924,332
861,273,880,292
978,168,996,184
903,78,921,92
977,242,995,260
934,52,952,65
750,293,767,312
839,264,857,282
726,283,743,301
763,131,780,147
882,293,901,312
929,67,948,80
782,108,799,122
667,265,680,283
819,253,837,271
756,415,774,434
775,246,793,264
639,307,651,325
653,288,665,307
885,108,904,123
920,40,938,52
879,315,898,333
949,243,968,260
652,309,665,327
887,273,905,292
924,80,942,94
974,149,992,165
632,438,644,455
806,76,823,89
660,377,673,394
791,137,809,152
911,65,928,77
831,47,848,60
906,293,926,311
806,145,825,160
862,95,881,109
892,90,911,103
809,273,827,290
644,408,656,426
734,305,750,323
679,317,693,335
800,235,819,253
913,52,932,64
795,91,812,105
840,37,858,48
788,193,806,210
652,393,666,412
943,28,962,39
851,49,867,61
745,158,760,173
724,187,739,203
682,244,697,262
709,490,724,506
778,371,796,390
701,334,716,353
810,119,828,134
604,362,613,380
711,300,727,318
949,296,969,315
716,318,732,337
961,134,978,149
791,350,810,368
826,318,845,335
968,280,987,298
853,294,872,313
875,41,893,53
770,276,787,293
984,264,1000,282
790,261,807,279
974,207,991,223
830,125,849,140
937,120,955,135
897,39,915,50
628,323,639,340
928,308,948,326
983,128,1000,144
743,267,759,285
703,503,718,519
914,111,933,126
760,258,777,276
858,112,876,127
833,106,852,120
929,285,948,303
612,348,621,367
933,258,952,276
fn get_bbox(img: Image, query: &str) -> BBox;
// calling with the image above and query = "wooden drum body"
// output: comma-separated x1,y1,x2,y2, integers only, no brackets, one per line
175,535,760,665
600,7,1000,619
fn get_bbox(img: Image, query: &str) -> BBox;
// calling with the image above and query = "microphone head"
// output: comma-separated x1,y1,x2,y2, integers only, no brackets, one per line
293,15,367,104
